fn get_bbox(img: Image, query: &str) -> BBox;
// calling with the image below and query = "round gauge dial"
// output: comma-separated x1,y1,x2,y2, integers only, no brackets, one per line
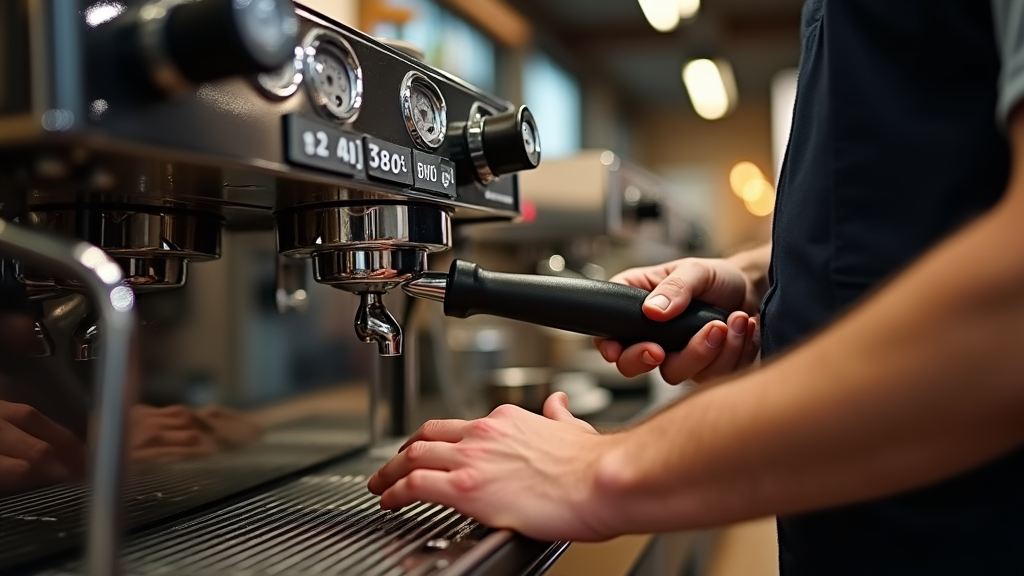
401,72,447,150
255,45,303,99
302,30,363,122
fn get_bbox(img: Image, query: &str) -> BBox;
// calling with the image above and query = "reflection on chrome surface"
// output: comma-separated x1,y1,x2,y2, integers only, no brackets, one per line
0,229,372,573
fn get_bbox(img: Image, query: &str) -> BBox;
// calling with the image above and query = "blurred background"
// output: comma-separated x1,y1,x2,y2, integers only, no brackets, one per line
306,0,799,254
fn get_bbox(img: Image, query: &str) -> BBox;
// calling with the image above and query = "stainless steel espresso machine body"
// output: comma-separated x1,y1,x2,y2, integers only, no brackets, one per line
0,3,724,575
0,2,553,575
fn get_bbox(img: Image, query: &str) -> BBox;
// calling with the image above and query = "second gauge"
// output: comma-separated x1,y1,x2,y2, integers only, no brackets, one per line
401,72,448,150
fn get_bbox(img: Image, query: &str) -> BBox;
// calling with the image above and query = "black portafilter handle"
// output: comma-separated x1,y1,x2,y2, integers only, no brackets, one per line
438,260,729,351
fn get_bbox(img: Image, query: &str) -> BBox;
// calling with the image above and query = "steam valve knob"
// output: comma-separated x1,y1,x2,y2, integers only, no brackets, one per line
138,0,299,95
466,106,541,184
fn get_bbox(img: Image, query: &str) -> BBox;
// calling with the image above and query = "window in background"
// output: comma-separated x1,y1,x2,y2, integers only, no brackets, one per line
371,0,496,93
522,52,582,160
771,68,799,183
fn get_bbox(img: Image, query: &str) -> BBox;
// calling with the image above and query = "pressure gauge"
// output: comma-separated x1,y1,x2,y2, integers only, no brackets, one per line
255,45,304,99
401,72,447,150
302,29,362,122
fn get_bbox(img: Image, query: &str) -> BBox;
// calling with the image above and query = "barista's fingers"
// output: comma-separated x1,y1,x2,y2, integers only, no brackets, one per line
691,312,749,383
542,393,597,433
378,469,467,512
594,338,623,363
0,403,85,477
657,321,729,385
737,317,760,370
156,430,207,447
615,343,665,378
130,444,218,463
368,441,462,496
399,419,472,452
0,455,34,494
0,420,70,484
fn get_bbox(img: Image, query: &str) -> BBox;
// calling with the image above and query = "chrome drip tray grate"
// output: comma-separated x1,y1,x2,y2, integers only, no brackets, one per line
1,421,366,571
43,473,489,576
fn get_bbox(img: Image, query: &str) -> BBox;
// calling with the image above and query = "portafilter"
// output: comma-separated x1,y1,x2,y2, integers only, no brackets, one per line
404,260,728,350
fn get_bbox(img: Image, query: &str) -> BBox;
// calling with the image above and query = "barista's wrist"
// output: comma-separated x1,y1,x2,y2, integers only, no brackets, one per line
587,429,659,538
725,243,772,309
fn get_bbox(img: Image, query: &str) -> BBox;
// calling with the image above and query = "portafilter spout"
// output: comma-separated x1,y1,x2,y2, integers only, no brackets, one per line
355,292,403,356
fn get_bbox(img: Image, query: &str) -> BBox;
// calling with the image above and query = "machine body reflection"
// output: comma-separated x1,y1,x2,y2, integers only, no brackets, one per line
0,1,554,574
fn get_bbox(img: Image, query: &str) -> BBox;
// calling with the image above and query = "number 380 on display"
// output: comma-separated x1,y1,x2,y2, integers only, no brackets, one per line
366,142,408,175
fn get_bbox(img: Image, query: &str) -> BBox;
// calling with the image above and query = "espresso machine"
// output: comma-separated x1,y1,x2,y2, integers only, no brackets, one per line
0,2,723,575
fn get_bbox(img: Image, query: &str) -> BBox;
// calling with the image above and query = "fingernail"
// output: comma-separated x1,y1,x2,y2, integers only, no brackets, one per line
646,294,670,311
707,326,727,348
599,341,615,360
641,351,660,366
729,316,747,336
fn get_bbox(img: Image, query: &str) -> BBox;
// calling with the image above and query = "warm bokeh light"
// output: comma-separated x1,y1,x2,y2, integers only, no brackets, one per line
741,178,773,203
729,161,765,197
678,0,700,19
638,0,681,33
729,161,776,217
744,184,777,217
682,59,734,120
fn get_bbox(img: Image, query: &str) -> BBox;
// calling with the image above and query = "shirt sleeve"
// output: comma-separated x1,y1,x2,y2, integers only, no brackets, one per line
992,0,1024,126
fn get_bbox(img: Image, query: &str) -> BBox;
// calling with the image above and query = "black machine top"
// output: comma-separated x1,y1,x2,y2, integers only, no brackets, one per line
0,0,541,225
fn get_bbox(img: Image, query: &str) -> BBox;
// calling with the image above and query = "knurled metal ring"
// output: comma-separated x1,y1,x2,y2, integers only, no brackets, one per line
466,113,495,185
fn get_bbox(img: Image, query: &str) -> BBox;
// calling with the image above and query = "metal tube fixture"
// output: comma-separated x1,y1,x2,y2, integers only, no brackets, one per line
0,219,137,576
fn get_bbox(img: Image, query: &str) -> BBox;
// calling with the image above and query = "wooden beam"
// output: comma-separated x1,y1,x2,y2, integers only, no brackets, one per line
556,14,800,56
358,0,414,34
439,0,532,48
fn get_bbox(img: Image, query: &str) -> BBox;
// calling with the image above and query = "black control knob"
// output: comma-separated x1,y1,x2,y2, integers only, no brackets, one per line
465,106,541,183
138,0,299,95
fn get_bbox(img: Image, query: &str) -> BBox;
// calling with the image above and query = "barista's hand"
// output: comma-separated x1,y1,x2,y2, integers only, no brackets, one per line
368,393,616,542
0,401,86,495
595,257,761,384
128,405,219,462
0,315,38,360
194,405,263,448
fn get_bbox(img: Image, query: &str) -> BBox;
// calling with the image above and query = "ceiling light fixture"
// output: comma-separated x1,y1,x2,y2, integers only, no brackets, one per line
638,0,680,33
682,58,737,120
678,0,700,20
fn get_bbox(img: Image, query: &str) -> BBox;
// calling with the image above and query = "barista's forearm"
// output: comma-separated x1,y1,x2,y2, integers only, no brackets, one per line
593,181,1024,535
726,243,772,304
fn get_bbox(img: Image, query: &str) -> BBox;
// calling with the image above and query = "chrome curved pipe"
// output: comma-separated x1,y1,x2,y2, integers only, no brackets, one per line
355,292,402,356
0,219,136,576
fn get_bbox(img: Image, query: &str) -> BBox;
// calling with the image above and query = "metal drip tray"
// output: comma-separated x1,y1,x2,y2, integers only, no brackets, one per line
40,472,497,576
1,421,367,572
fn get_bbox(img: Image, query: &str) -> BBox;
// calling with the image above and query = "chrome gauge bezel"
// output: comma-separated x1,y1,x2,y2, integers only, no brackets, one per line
301,28,363,123
254,45,305,99
401,71,448,150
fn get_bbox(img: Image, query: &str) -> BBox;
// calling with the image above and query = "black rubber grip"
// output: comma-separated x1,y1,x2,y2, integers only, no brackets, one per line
443,260,729,351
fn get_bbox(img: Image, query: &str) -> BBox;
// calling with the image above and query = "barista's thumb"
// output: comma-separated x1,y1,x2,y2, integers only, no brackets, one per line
643,268,700,322
543,393,597,433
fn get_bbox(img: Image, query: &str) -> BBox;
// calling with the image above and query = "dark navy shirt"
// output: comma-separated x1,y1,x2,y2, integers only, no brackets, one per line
763,1,1024,574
